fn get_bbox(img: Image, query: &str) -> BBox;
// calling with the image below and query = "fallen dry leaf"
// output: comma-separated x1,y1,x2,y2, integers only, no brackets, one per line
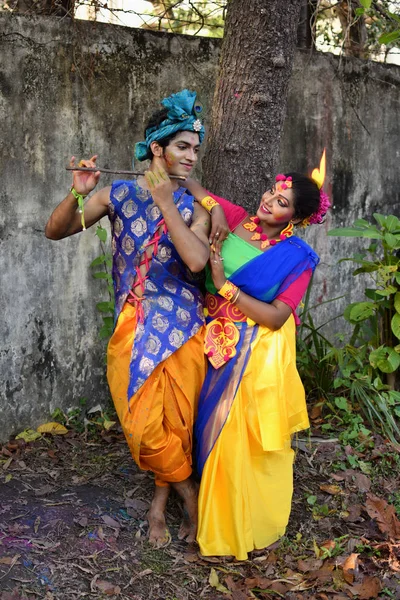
0,555,21,565
224,575,238,591
305,565,334,583
231,592,248,600
349,575,382,599
183,552,199,563
270,580,292,594
209,567,230,594
15,429,42,443
353,472,371,492
7,523,29,535
342,552,359,584
297,558,323,572
93,578,121,596
310,404,323,420
388,547,400,572
136,569,152,577
342,504,363,523
34,484,54,497
74,516,88,527
101,515,120,529
373,541,400,572
365,494,400,540
319,483,343,495
320,539,336,552
37,422,68,435
124,497,148,510
199,554,221,563
2,456,13,470
244,576,272,589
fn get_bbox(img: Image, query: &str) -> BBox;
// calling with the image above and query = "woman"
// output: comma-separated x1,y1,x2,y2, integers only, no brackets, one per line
186,156,330,560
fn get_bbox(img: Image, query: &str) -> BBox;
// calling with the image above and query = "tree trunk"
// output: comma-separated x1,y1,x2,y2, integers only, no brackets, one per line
202,0,303,212
336,0,367,58
297,0,318,49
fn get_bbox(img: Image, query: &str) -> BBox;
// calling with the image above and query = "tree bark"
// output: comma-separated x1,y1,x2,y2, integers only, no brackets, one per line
297,0,318,49
202,0,303,212
336,0,367,58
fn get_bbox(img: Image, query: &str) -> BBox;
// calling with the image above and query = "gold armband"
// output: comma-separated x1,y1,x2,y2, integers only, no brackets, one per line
218,280,239,303
200,195,220,213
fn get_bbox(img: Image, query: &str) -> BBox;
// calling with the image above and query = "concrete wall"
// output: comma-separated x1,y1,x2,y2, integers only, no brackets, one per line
1,14,399,442
281,52,400,333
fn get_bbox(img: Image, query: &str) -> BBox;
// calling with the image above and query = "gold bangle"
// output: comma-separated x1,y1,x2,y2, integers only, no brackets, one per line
218,280,239,302
231,289,241,305
200,195,220,213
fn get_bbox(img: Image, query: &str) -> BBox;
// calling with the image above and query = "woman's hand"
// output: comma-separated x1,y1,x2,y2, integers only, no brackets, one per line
145,167,174,210
71,155,101,196
209,247,226,291
209,205,230,254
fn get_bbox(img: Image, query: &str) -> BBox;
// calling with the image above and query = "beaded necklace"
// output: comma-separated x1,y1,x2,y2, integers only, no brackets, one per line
242,217,294,250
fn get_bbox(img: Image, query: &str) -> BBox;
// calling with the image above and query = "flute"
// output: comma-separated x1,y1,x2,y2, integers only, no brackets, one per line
66,166,186,180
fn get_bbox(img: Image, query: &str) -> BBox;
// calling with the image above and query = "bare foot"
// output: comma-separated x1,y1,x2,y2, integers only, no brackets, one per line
172,478,198,543
178,508,192,541
147,485,171,548
147,509,171,547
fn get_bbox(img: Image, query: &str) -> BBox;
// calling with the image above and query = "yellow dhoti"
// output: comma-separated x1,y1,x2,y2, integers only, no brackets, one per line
107,303,206,485
197,315,309,560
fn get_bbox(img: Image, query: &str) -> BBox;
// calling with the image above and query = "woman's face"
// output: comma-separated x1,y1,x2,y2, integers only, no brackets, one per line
256,184,296,226
162,131,201,178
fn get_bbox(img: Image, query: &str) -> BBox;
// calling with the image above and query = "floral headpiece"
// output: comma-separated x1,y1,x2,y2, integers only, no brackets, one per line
134,89,205,162
275,174,293,191
307,149,331,225
276,149,331,227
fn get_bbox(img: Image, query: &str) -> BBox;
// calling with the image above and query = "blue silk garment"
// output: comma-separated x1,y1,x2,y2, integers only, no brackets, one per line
108,180,205,399
195,234,319,475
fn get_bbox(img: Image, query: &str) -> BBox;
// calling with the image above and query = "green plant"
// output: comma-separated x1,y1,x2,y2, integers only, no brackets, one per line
296,276,344,401
91,223,115,340
328,214,400,384
389,491,400,517
296,216,400,444
51,407,67,425
323,344,400,444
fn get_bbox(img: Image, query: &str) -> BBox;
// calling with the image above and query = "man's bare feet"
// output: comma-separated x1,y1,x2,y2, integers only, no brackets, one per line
147,485,171,548
178,508,192,541
172,478,198,543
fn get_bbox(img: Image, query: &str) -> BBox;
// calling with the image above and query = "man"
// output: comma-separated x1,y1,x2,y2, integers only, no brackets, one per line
45,90,211,546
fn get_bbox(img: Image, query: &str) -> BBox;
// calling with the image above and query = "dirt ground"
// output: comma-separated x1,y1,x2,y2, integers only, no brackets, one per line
1,424,400,600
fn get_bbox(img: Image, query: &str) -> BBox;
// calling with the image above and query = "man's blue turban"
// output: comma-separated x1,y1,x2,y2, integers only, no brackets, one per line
134,89,205,162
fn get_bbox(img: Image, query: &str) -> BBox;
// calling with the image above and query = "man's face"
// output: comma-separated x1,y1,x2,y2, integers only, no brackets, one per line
162,131,200,178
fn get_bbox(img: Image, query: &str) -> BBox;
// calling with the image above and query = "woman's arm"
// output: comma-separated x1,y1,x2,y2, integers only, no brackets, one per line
184,178,231,248
145,168,210,273
231,289,292,331
209,250,310,331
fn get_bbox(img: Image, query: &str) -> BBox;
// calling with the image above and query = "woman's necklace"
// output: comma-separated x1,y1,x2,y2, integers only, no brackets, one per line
243,217,293,250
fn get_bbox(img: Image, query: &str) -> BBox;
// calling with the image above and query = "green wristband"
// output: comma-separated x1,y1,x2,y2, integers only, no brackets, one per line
70,187,87,231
